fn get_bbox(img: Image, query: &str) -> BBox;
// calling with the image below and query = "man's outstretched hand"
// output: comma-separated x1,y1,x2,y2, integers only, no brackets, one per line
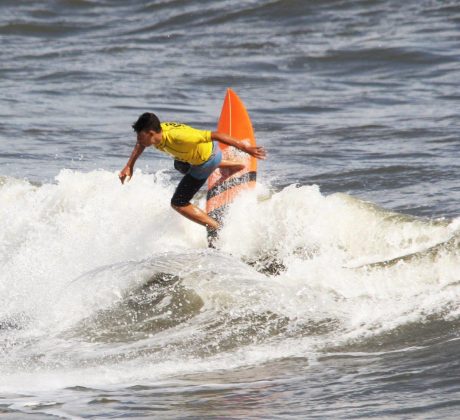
119,165,132,184
243,145,267,160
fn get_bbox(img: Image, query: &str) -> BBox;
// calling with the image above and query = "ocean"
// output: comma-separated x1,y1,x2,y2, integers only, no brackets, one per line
1,0,459,418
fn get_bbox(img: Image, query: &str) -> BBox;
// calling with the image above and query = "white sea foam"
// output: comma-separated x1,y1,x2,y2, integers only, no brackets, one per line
0,169,459,393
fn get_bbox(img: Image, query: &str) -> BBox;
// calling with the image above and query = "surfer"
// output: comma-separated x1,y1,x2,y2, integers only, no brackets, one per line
119,112,266,232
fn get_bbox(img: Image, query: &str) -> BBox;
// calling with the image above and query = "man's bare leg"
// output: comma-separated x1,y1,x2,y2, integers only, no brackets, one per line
171,161,245,230
172,203,219,230
219,160,245,172
217,160,245,181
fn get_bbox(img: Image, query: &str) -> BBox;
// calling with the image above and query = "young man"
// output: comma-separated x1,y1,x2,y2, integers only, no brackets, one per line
119,112,266,232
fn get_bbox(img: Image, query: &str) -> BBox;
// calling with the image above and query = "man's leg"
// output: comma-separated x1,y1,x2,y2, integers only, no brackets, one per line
172,203,219,230
174,159,190,174
217,160,245,180
170,160,245,230
218,160,245,172
171,174,219,230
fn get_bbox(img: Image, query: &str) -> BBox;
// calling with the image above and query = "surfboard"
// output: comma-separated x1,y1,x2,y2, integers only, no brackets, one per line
206,88,257,245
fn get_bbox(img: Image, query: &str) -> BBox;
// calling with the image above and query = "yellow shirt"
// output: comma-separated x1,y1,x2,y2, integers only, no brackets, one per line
155,122,213,165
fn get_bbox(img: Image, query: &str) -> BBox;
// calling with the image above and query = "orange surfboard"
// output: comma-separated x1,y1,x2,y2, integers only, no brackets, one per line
206,89,257,243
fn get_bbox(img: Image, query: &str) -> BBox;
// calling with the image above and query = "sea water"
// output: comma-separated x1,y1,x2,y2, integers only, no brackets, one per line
1,1,459,418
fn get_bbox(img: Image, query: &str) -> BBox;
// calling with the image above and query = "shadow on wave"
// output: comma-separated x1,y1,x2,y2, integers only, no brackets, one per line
324,309,460,354
349,231,460,269
65,264,339,354
68,272,204,343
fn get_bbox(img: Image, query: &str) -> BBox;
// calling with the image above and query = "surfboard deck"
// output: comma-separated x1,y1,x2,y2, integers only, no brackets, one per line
206,88,257,246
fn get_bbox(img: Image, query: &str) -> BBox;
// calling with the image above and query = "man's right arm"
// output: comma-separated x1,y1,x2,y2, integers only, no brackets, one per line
119,142,145,184
211,131,266,160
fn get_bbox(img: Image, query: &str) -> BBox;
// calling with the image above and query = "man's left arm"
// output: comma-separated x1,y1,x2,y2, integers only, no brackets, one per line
211,131,267,160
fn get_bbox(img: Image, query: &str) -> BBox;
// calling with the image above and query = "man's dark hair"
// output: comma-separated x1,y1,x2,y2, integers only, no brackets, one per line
132,112,161,133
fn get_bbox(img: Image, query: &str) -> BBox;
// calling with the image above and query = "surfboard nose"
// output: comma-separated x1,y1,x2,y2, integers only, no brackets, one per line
206,89,258,246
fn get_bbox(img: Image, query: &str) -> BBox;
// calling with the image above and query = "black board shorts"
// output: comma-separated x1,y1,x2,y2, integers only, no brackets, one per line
171,174,207,207
170,145,222,207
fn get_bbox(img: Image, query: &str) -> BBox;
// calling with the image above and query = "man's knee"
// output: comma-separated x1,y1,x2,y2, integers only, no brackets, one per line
171,195,189,208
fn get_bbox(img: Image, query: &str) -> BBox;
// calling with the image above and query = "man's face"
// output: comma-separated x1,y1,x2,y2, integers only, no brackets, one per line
137,130,154,147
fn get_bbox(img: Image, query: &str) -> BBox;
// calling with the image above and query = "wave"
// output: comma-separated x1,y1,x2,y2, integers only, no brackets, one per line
0,169,459,392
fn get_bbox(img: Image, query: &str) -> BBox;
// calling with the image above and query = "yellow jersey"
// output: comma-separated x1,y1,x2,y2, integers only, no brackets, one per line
155,122,213,165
